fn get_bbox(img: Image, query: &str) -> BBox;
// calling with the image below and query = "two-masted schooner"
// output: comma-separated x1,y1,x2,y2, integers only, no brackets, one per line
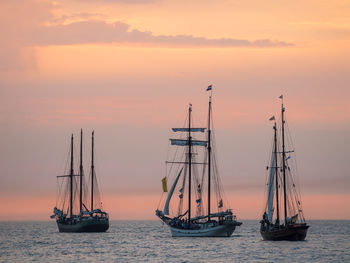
51,130,109,232
260,96,309,241
156,90,242,237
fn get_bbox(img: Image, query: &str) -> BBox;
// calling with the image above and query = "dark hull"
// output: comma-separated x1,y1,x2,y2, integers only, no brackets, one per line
57,218,109,233
260,224,309,241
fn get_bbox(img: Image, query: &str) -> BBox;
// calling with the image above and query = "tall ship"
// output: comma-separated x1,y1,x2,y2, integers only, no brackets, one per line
260,96,309,241
51,130,109,232
156,88,242,237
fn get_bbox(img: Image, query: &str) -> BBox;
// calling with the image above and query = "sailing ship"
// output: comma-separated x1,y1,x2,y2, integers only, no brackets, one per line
51,130,109,232
156,90,242,237
260,96,309,241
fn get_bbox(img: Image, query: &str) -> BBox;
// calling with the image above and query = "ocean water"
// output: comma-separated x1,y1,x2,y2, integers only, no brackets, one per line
0,220,349,262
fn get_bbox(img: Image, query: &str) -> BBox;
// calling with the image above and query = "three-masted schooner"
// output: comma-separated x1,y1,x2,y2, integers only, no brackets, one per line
156,90,242,237
260,96,309,241
51,130,109,232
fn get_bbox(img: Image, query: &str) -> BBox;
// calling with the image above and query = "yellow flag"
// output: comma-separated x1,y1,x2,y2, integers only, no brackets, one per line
162,177,168,192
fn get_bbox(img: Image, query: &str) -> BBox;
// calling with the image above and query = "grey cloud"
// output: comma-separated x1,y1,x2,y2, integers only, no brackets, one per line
34,21,294,47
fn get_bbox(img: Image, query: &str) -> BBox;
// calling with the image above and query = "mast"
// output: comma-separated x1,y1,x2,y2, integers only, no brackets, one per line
188,104,192,221
79,129,83,213
281,99,287,225
91,131,94,212
70,134,74,218
207,96,212,220
273,123,280,224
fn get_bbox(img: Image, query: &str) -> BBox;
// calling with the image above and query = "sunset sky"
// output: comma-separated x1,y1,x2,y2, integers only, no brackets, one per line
0,0,349,221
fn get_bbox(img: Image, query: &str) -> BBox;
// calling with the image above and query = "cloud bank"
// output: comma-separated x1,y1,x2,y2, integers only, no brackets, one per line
35,21,293,47
0,0,293,71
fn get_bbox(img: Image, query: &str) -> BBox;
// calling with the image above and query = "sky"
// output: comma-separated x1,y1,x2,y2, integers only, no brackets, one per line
0,0,349,221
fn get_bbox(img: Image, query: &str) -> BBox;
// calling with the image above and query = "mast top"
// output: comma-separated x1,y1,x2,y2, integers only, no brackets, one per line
269,115,276,128
279,94,285,111
206,84,213,97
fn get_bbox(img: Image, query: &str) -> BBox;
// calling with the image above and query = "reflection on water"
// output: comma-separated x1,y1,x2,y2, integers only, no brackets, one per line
0,220,349,262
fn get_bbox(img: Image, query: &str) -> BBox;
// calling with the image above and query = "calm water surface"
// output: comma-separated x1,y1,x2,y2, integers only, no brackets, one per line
0,220,349,262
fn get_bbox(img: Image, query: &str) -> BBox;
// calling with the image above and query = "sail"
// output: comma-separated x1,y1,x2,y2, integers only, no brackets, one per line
267,153,275,222
172,128,205,132
170,139,207,147
164,168,183,215
162,177,168,192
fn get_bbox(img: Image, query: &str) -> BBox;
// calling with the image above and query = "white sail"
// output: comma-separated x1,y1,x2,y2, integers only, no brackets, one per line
267,153,275,222
170,139,207,147
172,128,205,132
164,168,183,215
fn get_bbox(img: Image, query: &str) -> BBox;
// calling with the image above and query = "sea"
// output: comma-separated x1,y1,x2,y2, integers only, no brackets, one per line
0,220,349,262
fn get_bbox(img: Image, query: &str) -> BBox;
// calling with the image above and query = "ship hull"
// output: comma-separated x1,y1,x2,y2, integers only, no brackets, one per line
169,222,241,237
156,209,242,237
260,224,309,241
57,218,109,233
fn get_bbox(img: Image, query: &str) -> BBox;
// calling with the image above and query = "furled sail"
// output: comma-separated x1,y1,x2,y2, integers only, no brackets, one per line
164,168,183,215
267,152,276,222
170,139,207,147
172,128,206,132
